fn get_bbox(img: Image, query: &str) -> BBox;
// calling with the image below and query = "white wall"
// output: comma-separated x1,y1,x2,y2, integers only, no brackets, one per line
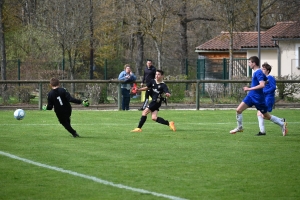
247,41,300,77
279,41,296,75
247,49,278,76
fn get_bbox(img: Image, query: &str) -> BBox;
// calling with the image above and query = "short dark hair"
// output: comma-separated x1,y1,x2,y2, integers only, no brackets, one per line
146,59,152,62
156,69,164,75
262,62,272,73
248,56,260,66
50,77,60,87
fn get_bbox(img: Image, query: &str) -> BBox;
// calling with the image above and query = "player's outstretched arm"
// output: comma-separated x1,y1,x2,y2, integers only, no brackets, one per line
137,87,148,92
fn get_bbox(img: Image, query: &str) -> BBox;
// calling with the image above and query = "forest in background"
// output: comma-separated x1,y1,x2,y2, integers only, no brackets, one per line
0,0,300,81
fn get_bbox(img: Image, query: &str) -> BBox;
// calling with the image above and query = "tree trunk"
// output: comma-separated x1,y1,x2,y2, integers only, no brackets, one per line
154,40,161,70
135,20,143,77
89,0,94,80
0,0,7,99
178,0,188,74
0,0,6,81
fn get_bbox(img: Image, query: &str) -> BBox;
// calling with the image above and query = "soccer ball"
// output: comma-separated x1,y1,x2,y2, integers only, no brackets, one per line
14,109,25,120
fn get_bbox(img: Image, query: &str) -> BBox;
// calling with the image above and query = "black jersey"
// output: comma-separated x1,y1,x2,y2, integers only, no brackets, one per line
46,87,81,114
142,65,156,84
146,79,170,102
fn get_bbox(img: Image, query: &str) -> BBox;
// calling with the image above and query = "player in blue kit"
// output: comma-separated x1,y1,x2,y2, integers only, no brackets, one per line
131,70,176,132
230,56,287,136
256,62,284,136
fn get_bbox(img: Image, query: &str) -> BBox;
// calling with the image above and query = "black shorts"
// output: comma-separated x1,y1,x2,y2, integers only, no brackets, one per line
148,101,161,112
56,112,71,123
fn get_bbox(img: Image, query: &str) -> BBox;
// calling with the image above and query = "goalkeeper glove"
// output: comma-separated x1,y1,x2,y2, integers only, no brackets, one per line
42,105,47,111
82,99,89,107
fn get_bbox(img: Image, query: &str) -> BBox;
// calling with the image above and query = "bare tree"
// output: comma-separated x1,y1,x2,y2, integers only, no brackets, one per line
38,0,90,93
2,0,300,82
124,0,174,70
89,0,94,80
135,19,144,77
0,0,6,81
0,0,8,103
174,0,215,74
208,0,251,79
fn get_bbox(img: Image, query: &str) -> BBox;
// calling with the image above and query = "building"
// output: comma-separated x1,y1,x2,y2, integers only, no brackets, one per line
195,21,300,77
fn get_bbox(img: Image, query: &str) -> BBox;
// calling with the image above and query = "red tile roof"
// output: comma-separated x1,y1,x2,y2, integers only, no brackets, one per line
195,32,258,51
242,21,299,48
272,21,300,39
196,21,300,51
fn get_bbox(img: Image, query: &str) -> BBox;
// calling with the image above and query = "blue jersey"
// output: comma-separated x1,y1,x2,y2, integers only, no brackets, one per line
248,69,267,99
264,75,276,97
264,75,276,112
243,68,268,113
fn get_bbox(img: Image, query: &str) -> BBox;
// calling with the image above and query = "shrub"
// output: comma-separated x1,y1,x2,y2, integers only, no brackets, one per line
86,84,102,105
276,75,300,101
13,85,34,103
165,74,187,103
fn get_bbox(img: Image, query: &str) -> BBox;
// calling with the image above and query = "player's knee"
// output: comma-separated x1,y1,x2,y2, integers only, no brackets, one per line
257,111,263,117
152,117,157,121
263,114,271,120
236,109,242,114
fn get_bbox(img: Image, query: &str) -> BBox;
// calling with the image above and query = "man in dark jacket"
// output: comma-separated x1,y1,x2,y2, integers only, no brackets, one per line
139,59,156,110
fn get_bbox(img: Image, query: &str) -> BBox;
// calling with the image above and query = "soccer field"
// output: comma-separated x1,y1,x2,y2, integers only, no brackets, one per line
0,109,299,200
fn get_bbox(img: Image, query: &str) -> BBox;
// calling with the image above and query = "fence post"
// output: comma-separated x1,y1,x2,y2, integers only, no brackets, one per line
196,80,200,110
39,82,42,110
118,83,121,110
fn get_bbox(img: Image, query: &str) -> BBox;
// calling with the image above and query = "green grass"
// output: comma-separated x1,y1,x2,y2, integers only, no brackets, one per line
0,109,300,200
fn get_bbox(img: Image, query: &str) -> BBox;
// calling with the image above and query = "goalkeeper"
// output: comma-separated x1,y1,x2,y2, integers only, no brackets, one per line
42,77,89,138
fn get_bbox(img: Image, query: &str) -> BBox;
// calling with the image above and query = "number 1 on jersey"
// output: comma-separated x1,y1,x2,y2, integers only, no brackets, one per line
57,96,63,105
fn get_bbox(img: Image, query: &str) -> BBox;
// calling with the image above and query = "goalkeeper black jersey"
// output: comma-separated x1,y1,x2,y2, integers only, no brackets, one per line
46,87,81,114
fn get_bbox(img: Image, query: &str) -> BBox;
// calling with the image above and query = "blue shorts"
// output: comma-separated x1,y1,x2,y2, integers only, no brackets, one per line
265,95,275,112
243,95,268,114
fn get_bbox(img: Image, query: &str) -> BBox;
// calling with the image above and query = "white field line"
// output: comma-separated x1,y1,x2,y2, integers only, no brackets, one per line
0,151,188,200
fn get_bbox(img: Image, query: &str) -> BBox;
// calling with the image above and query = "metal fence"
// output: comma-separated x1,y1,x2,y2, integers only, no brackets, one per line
1,79,300,111
3,58,249,82
197,58,249,80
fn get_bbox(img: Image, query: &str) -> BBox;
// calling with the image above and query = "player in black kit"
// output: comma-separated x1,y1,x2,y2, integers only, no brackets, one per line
131,70,176,132
43,77,89,137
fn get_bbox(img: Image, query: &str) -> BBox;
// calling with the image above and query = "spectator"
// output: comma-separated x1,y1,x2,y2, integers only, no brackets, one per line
118,64,136,110
139,59,156,110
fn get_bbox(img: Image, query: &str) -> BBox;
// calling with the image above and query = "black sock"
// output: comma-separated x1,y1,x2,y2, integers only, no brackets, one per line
138,116,147,128
156,117,169,125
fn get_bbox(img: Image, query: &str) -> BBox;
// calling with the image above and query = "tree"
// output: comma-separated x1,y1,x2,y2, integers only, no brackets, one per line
128,0,174,70
38,0,90,93
174,0,215,74
208,0,250,80
0,0,6,82
89,0,94,80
